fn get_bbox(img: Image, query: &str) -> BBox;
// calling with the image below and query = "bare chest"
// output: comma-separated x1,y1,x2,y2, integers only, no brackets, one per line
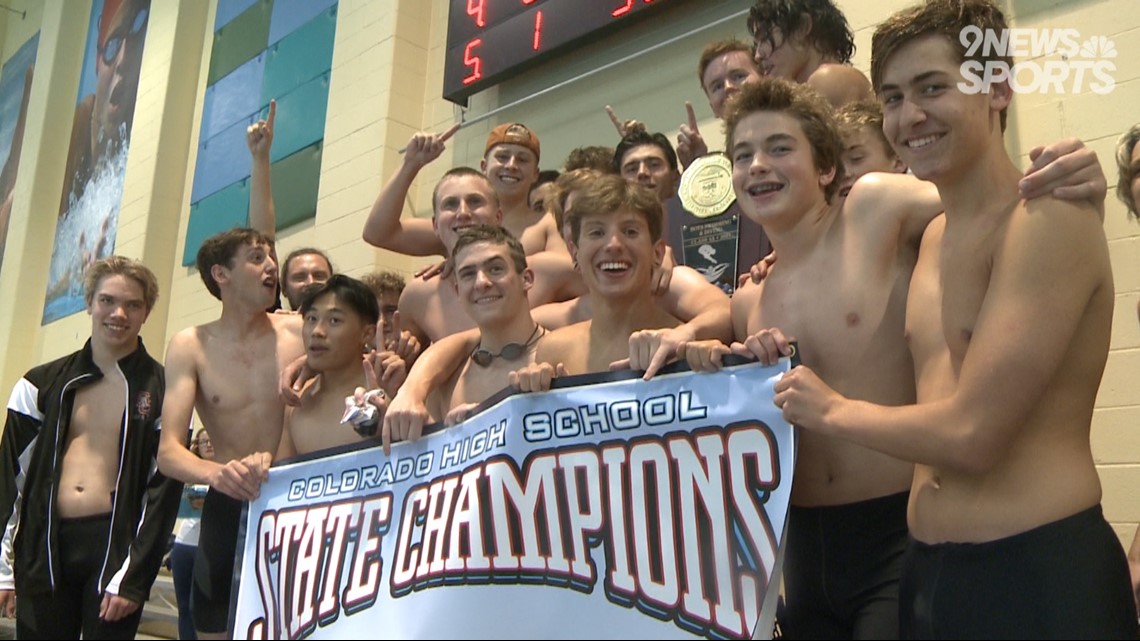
449,357,524,411
58,377,126,515
68,376,127,447
290,393,363,455
538,326,590,376
196,332,286,414
506,212,545,255
747,257,907,369
937,238,991,366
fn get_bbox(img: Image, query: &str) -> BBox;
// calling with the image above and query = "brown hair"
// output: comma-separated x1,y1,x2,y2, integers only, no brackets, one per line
564,146,616,173
84,255,160,312
566,173,663,244
431,166,499,212
361,270,406,299
280,248,333,287
835,98,896,159
449,225,528,276
1116,124,1140,221
551,168,602,231
195,228,274,300
871,0,1011,131
748,0,856,64
697,38,754,89
723,76,844,203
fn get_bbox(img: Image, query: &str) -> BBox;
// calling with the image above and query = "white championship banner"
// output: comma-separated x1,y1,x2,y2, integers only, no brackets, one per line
231,359,796,640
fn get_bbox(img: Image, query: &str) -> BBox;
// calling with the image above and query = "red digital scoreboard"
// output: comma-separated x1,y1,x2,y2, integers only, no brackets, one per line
443,0,684,105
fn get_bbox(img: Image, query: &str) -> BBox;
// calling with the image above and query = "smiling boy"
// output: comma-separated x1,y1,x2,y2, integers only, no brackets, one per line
276,275,393,459
679,70,1110,638
772,0,1136,636
0,256,180,639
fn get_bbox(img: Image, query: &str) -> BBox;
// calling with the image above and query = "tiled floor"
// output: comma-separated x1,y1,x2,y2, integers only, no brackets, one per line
0,617,175,640
0,585,178,640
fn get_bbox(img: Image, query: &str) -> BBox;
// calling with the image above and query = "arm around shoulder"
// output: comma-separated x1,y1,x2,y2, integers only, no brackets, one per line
845,171,942,252
796,198,1110,473
658,265,732,343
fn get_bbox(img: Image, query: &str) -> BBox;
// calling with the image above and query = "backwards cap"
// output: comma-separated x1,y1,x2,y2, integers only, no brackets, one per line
484,123,540,161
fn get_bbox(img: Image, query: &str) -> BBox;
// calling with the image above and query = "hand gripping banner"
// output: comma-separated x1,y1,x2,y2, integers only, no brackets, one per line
232,358,796,639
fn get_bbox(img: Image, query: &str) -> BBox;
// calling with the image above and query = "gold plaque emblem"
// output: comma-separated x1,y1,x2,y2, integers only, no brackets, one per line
679,153,735,219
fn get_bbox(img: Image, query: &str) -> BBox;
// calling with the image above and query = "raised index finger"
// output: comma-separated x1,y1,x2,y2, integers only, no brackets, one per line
605,105,623,133
266,99,276,128
362,354,380,390
685,101,699,131
390,310,403,345
438,122,461,143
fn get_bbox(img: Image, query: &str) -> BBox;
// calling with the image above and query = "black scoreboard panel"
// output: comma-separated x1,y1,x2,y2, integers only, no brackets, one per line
443,0,684,105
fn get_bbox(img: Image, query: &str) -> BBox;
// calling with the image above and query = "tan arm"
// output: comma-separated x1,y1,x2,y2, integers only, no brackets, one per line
778,198,1107,473
361,126,459,256
247,100,276,239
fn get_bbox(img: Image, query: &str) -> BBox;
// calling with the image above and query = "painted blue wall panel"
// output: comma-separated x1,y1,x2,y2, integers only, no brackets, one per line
260,7,336,105
271,142,323,230
187,0,337,241
182,180,250,266
267,0,337,46
208,0,271,85
191,115,254,203
269,73,330,163
215,0,260,31
200,53,264,143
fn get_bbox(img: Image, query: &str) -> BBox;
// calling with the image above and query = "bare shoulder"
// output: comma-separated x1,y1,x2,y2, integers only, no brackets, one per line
845,171,941,251
527,250,583,304
1021,193,1101,225
811,63,870,83
730,279,762,336
669,264,712,291
537,322,585,363
539,211,559,235
401,275,436,300
844,172,924,222
731,279,762,310
167,323,210,356
164,326,212,382
398,277,437,316
527,248,575,273
807,63,873,105
532,299,575,330
269,310,302,334
537,213,569,254
169,324,202,346
1011,196,1106,258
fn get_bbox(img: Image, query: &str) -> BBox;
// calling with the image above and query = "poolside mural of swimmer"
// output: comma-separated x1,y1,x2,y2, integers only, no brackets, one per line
43,0,150,324
0,33,38,277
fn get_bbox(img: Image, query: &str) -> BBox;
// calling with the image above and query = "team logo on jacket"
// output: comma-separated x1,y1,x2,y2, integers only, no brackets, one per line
135,391,152,419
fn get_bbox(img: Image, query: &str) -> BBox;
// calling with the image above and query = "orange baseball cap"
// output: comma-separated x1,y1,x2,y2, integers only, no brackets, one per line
484,123,540,161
